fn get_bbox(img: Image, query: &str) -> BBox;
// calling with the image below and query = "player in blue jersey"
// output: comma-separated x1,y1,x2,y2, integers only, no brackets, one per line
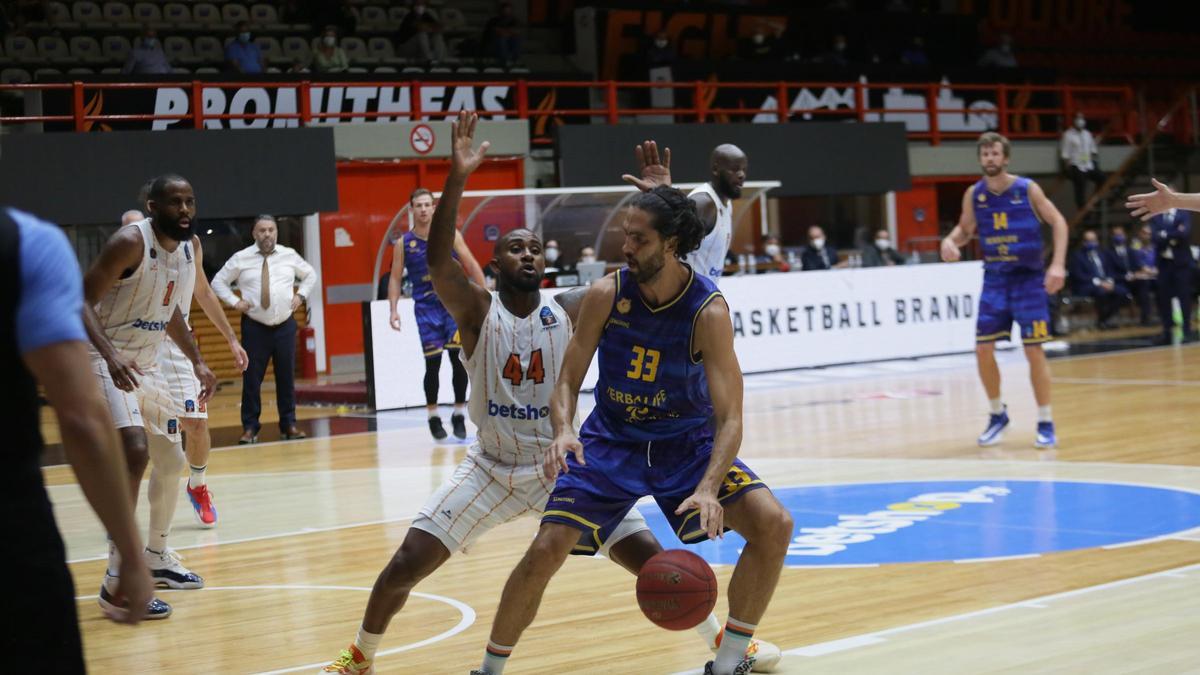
941,132,1068,450
472,183,794,675
388,188,487,440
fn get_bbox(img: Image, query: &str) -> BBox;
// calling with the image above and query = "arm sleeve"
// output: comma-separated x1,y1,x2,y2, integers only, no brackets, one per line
14,212,87,354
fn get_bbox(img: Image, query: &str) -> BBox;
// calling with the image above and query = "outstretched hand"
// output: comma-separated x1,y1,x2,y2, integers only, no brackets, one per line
621,140,672,192
1126,178,1175,221
449,110,491,178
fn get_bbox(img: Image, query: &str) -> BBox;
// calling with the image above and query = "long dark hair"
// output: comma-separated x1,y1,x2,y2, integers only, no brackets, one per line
630,186,704,257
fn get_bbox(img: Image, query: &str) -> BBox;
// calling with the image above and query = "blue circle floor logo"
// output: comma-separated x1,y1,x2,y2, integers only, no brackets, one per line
641,480,1200,566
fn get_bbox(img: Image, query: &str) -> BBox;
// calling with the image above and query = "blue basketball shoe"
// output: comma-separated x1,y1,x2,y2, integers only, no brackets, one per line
977,407,1010,447
1035,421,1057,449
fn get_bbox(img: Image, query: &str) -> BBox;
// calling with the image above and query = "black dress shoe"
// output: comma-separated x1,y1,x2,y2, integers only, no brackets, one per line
238,430,258,444
282,426,307,440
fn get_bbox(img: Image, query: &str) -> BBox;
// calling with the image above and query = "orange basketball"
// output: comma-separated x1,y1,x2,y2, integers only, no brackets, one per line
636,549,718,631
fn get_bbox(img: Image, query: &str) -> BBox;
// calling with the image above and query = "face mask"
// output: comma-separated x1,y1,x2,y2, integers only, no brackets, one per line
875,238,891,250
1114,235,1126,245
143,37,157,48
323,36,336,47
1075,118,1086,129
753,34,765,45
544,247,559,264
239,32,251,42
1085,241,1098,251
580,254,596,265
812,237,826,249
765,244,780,257
654,39,668,48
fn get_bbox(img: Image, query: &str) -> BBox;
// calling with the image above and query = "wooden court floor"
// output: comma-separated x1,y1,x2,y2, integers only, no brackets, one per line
41,344,1200,674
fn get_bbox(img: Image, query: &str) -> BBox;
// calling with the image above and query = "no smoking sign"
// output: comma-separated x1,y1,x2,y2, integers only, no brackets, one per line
410,124,435,155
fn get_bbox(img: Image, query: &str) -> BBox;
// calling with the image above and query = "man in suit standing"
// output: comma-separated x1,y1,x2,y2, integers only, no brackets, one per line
801,225,839,271
1150,206,1196,343
1069,229,1124,329
212,215,318,443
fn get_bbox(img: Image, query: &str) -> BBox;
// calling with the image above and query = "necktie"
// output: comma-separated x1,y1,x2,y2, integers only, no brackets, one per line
260,251,271,309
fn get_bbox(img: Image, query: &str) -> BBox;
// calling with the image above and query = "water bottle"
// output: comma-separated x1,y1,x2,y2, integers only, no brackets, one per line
787,249,798,268
748,255,758,275
908,250,921,265
737,254,747,275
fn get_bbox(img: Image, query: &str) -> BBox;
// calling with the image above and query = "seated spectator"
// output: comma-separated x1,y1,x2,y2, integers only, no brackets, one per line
900,36,929,67
397,1,448,63
123,26,172,74
1069,229,1125,329
482,2,521,67
1130,223,1158,325
578,245,597,265
862,228,905,267
225,22,265,73
312,26,350,73
801,225,840,270
739,28,780,62
978,33,1017,68
543,239,561,273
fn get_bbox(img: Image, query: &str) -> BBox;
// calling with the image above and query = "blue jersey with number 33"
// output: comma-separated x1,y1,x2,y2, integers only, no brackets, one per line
583,265,723,443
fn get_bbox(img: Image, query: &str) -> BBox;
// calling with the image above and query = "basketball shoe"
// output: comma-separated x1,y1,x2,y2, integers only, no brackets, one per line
428,415,448,440
1034,421,1057,449
98,573,172,620
712,631,782,673
319,645,372,674
187,483,218,528
977,407,1009,446
145,547,204,589
703,657,756,675
451,412,467,439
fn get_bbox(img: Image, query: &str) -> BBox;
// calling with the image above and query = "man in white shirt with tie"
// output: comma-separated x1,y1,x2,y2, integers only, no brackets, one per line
212,215,317,443
1061,112,1105,209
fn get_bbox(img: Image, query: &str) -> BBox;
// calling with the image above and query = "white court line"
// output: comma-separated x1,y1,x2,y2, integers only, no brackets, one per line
953,553,1042,564
1055,377,1200,387
670,561,1200,674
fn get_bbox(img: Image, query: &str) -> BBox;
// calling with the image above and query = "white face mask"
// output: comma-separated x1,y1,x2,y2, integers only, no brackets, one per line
654,39,668,48
143,37,157,48
812,237,825,249
580,254,596,265
876,238,891,250
544,247,559,264
323,36,336,47
239,32,252,42
1075,118,1086,129
765,244,781,257
753,33,765,45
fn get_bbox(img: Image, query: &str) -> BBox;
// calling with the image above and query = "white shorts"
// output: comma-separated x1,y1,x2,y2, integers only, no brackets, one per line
413,447,649,555
90,353,181,442
157,338,206,419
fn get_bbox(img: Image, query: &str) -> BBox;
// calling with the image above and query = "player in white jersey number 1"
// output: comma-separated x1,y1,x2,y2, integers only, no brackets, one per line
319,112,780,674
84,175,218,620
624,143,747,283
121,203,249,529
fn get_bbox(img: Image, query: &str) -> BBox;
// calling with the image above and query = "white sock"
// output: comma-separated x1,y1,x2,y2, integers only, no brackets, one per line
695,613,722,649
428,408,439,419
714,617,756,673
454,403,466,415
354,625,383,662
480,641,513,674
989,398,1005,415
1038,405,1053,423
188,464,207,489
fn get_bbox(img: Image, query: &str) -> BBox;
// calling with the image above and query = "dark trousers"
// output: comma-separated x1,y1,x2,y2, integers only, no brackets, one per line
1068,165,1106,208
241,314,297,433
1130,278,1156,323
1157,262,1195,338
1078,286,1124,325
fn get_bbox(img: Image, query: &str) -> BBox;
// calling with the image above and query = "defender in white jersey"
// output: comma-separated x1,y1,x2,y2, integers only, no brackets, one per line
84,175,218,621
123,206,249,529
320,113,779,675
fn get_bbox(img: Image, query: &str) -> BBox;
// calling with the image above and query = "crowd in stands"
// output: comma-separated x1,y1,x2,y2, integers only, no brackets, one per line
1,0,528,82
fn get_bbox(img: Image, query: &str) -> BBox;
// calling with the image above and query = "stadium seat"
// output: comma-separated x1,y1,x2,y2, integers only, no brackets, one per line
0,68,32,84
374,66,398,73
34,68,63,80
102,1,140,30
101,35,132,64
192,3,225,29
358,6,389,31
388,6,409,27
37,36,73,64
99,66,122,74
341,37,374,65
222,3,250,27
171,66,192,74
67,67,95,75
47,2,81,29
401,66,425,74
440,8,466,32
195,67,220,74
254,37,285,64
72,1,108,28
163,3,198,30
4,36,42,62
281,36,311,64
367,37,404,65
429,65,452,74
68,36,105,65
456,66,479,74
250,4,279,26
132,2,165,28
193,36,224,63
163,36,197,64
346,67,369,73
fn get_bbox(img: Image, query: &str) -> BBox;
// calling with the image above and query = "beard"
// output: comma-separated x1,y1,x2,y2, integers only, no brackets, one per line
154,215,191,242
982,164,1003,177
630,249,667,284
502,271,542,292
717,175,743,199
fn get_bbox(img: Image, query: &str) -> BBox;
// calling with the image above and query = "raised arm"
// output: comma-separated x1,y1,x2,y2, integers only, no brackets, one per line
545,274,615,479
1029,180,1068,293
83,225,146,391
621,140,672,192
428,111,493,356
940,185,979,262
191,237,248,371
675,296,742,539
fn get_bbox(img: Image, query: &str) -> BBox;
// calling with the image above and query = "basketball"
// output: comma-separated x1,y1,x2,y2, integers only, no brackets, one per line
636,549,718,631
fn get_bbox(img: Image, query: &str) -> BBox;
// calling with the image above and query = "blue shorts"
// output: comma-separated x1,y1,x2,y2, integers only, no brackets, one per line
414,299,461,355
543,425,767,552
977,268,1052,344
